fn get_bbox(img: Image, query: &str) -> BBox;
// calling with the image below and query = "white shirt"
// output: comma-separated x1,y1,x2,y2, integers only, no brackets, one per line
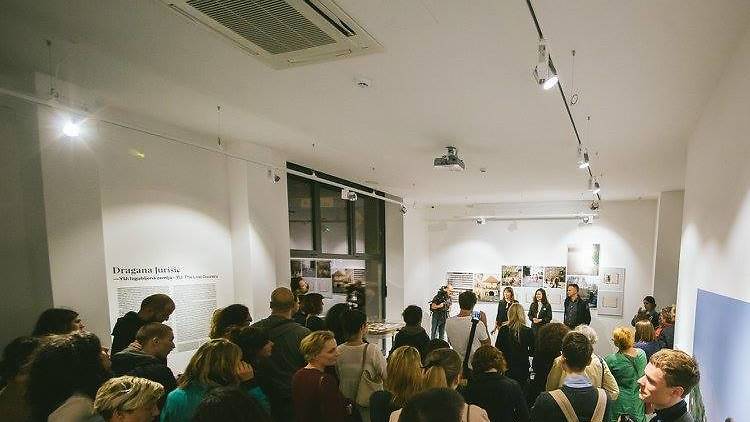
335,342,387,422
445,316,489,368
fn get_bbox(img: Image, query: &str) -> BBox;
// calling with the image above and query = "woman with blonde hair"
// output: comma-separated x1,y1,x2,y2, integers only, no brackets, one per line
160,339,259,421
93,376,163,422
369,346,423,422
605,327,647,422
494,303,534,389
292,330,351,422
633,320,663,360
390,348,490,422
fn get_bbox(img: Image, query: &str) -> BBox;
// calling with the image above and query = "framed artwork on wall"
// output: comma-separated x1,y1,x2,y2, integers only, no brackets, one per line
598,291,624,316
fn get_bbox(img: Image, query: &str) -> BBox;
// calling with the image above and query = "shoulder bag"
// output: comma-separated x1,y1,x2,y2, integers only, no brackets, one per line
354,343,384,407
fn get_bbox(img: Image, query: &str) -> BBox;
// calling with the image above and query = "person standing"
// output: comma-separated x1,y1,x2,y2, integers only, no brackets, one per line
634,320,664,361
292,331,351,422
495,303,534,390
530,332,610,422
563,284,591,329
528,289,552,336
637,349,699,422
445,291,491,373
493,287,519,334
464,345,529,422
389,305,430,357
251,288,310,422
655,306,675,349
605,327,647,422
429,283,453,340
111,294,175,354
111,323,177,395
631,296,659,329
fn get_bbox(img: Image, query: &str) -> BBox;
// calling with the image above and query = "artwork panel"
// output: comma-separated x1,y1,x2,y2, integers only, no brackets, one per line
522,265,544,287
474,273,501,302
544,266,567,289
600,267,626,292
567,244,601,276
597,291,624,316
501,265,523,287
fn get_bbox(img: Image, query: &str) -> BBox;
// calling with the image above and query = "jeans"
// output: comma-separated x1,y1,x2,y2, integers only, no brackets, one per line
431,314,447,340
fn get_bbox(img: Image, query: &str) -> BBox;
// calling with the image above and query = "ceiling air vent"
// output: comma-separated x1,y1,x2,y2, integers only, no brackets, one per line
164,0,383,69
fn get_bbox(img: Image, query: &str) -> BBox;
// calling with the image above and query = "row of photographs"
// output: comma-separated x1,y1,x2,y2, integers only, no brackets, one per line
291,259,366,297
446,267,625,310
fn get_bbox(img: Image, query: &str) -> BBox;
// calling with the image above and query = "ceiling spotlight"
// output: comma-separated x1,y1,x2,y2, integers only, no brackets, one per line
577,146,590,169
588,176,600,194
400,205,408,215
341,188,357,201
433,146,465,171
267,168,281,184
580,215,593,225
590,200,600,211
475,217,486,225
533,38,558,90
62,120,81,137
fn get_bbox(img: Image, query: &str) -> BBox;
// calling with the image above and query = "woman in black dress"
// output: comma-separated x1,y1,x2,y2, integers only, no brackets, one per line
495,303,534,391
527,288,552,336
493,287,518,336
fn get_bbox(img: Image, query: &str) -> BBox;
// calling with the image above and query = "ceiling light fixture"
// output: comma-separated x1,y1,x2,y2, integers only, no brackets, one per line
341,188,357,201
588,176,600,194
475,217,486,225
433,146,466,171
577,146,590,169
533,38,558,90
62,120,81,137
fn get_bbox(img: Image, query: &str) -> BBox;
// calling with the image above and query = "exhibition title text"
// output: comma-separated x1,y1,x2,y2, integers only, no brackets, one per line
113,266,182,275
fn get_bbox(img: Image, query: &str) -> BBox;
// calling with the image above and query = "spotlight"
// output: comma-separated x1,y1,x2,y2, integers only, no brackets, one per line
588,176,600,194
267,168,281,184
580,215,592,225
341,188,357,202
533,38,558,90
475,217,486,225
577,146,590,169
590,200,600,211
400,205,408,215
62,120,81,137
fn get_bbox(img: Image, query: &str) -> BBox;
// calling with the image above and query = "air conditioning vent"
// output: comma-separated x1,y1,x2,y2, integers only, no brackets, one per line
165,0,382,69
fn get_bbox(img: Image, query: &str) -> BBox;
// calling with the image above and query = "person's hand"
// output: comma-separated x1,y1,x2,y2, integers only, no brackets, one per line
533,318,541,324
128,341,142,351
236,361,254,382
491,324,499,335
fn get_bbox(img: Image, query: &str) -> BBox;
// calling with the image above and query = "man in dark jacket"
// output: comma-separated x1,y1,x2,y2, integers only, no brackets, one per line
252,287,310,422
389,305,430,357
563,284,591,329
429,283,453,340
637,349,699,422
111,322,177,394
111,294,175,354
530,332,610,421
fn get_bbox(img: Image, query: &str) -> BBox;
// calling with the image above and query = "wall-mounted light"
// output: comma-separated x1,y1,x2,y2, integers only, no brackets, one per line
62,120,81,137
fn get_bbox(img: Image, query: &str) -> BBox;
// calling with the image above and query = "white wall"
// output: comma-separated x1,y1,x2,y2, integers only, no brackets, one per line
403,208,432,329
30,74,290,371
407,200,658,357
385,202,405,322
676,25,750,353
652,190,685,307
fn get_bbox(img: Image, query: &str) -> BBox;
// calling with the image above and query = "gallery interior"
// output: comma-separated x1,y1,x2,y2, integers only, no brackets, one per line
1,0,749,418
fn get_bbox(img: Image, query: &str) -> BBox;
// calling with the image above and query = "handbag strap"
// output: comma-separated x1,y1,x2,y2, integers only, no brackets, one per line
352,343,368,400
462,318,480,373
549,389,579,422
596,354,605,386
591,388,607,422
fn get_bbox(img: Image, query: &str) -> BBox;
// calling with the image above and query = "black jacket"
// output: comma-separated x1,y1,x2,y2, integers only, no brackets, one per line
530,385,610,422
631,309,659,329
464,372,529,422
563,297,591,328
658,324,675,349
495,299,519,325
528,302,553,328
293,313,325,332
251,315,310,401
111,312,147,354
110,348,177,394
495,325,535,383
389,325,430,357
369,390,398,422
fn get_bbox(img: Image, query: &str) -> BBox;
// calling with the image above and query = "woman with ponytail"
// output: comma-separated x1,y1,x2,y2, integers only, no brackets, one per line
494,303,534,390
389,348,490,422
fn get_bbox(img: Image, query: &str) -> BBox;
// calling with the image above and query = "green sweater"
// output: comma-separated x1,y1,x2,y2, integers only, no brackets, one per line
160,383,269,421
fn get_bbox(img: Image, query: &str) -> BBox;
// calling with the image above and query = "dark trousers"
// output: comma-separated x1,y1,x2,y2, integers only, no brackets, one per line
431,314,446,340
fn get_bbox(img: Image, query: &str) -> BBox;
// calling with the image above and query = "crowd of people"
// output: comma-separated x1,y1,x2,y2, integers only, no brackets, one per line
0,283,699,422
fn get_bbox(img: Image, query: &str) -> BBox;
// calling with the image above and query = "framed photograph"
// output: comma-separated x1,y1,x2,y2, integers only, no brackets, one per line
567,244,601,276
598,291,624,316
474,273,501,302
544,266,567,289
501,265,523,287
600,267,626,292
522,266,544,287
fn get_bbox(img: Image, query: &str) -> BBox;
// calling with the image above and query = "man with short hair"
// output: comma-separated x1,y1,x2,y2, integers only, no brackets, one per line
445,291,490,370
563,284,591,329
429,283,453,340
111,322,177,394
111,294,175,354
531,331,610,422
251,287,310,422
638,349,700,422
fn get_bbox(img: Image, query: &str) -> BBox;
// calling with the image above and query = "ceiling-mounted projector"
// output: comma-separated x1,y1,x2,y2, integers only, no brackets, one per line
433,146,465,171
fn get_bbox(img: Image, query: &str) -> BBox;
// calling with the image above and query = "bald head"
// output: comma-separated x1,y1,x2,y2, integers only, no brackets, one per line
270,287,296,313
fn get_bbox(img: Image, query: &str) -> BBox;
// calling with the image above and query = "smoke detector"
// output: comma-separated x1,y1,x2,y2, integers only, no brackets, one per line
433,146,465,171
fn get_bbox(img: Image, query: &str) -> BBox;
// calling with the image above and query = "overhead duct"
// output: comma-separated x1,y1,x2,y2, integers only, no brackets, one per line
164,0,383,69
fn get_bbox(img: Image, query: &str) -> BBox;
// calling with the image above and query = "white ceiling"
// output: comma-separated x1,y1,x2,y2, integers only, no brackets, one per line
1,0,749,204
